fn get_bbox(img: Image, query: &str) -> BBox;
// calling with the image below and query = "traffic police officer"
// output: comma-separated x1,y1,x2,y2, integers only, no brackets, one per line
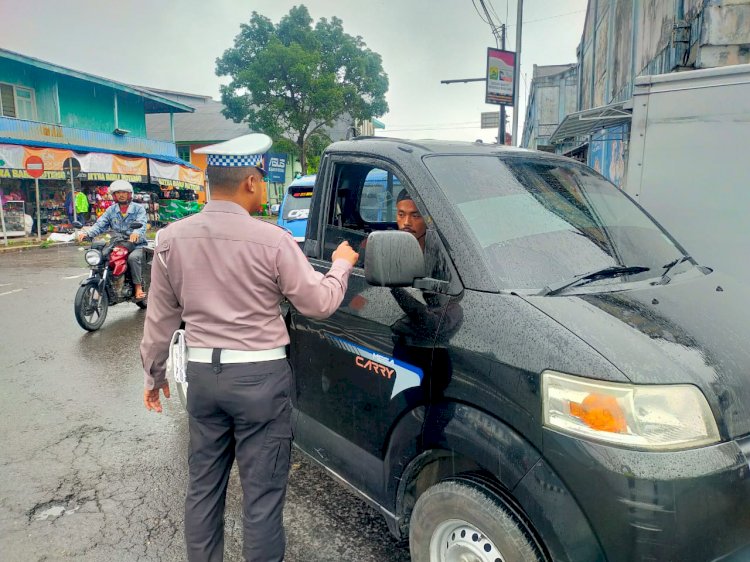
140,133,358,561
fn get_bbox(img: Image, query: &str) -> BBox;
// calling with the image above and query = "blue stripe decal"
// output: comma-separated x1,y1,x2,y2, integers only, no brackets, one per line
324,333,423,399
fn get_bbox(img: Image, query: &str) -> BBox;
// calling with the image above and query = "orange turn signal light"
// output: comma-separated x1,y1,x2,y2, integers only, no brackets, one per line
569,394,627,433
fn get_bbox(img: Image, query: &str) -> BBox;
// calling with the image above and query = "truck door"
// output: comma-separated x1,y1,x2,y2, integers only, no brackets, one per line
290,159,452,496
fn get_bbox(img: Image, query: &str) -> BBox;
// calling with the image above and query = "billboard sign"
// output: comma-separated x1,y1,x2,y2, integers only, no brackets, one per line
266,152,287,183
486,48,516,106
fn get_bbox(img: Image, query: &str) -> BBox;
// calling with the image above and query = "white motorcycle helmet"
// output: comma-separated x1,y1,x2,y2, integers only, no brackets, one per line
110,179,134,198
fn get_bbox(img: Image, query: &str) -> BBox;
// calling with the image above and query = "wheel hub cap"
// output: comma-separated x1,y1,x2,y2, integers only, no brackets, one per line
431,520,505,562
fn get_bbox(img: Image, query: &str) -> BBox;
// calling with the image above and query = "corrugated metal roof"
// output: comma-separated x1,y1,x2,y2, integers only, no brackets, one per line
145,94,251,143
532,63,577,79
549,101,632,144
0,136,198,169
0,48,194,114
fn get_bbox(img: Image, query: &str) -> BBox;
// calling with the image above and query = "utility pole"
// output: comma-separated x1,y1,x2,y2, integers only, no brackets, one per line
511,0,524,146
499,24,506,145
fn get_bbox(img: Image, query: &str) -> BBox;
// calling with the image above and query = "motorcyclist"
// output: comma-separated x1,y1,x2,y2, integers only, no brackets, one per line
77,180,149,300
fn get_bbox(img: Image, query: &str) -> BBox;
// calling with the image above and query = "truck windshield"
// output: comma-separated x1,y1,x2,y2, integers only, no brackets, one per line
282,188,313,221
425,155,685,291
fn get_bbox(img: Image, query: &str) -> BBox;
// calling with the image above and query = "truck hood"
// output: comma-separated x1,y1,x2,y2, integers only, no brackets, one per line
522,271,750,439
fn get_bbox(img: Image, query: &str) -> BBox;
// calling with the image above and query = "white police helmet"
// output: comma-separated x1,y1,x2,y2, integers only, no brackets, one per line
110,179,134,194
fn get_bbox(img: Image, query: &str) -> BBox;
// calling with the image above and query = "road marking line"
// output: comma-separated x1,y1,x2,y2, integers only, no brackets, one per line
0,289,23,297
62,274,87,280
0,283,12,287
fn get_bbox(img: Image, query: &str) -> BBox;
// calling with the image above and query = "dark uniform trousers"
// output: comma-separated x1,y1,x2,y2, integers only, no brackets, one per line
185,356,293,562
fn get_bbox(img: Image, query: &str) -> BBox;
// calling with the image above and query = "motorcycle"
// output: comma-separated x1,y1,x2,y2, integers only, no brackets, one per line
73,221,153,331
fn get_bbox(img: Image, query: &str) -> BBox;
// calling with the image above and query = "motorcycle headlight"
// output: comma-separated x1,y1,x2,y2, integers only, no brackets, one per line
542,371,720,450
85,249,102,266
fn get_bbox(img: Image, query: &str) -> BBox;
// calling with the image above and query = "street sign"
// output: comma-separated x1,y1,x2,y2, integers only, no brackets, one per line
24,156,44,240
25,156,45,178
481,112,500,129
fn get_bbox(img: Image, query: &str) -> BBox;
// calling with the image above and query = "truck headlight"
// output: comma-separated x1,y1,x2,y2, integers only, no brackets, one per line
85,249,102,266
542,371,720,450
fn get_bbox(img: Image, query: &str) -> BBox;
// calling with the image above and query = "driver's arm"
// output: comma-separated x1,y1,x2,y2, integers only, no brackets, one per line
85,207,112,238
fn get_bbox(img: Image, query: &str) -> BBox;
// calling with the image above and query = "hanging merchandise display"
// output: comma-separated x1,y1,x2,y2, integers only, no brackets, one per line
2,200,27,236
158,199,202,222
92,186,115,218
147,159,205,226
133,191,160,226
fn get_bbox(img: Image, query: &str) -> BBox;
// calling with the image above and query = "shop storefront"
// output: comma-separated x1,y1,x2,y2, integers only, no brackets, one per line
0,143,204,239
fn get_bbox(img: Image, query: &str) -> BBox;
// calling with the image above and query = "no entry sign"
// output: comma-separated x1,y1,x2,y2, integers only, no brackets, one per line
25,156,45,179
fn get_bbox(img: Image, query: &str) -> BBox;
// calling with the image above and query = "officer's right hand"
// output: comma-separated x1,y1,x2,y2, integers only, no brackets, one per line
332,241,359,266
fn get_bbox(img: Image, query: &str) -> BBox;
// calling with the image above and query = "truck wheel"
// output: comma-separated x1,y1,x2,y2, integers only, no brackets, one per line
409,478,545,562
74,284,109,331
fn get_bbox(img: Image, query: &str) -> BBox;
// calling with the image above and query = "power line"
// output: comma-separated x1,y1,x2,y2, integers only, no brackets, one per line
487,0,503,25
385,120,479,127
471,0,492,25
384,125,489,132
507,9,585,27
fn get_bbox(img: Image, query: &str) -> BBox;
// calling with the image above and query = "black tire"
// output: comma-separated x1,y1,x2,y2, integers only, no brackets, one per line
409,478,545,562
74,284,109,331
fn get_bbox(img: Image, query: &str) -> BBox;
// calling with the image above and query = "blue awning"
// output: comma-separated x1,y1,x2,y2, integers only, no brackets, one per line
0,136,198,169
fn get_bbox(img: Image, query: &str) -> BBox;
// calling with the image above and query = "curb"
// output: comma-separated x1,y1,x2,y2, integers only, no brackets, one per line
0,241,79,254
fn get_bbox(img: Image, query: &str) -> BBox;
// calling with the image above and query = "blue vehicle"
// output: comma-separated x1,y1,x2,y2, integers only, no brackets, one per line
277,174,315,242
359,168,401,223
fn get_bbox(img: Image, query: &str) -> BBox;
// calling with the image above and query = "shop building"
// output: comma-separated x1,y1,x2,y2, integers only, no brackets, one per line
520,64,578,152
0,48,203,239
530,0,750,186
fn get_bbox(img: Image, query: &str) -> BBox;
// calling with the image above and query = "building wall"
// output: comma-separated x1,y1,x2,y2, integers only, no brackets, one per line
114,90,147,137
521,65,577,149
0,58,59,123
551,0,750,186
57,77,146,137
188,144,209,171
579,0,750,111
0,58,148,137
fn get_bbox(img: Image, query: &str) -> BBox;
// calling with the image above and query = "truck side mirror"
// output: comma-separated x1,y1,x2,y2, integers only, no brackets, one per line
365,231,425,287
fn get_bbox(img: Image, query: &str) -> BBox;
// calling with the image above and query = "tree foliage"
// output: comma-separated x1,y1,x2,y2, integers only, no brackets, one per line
216,5,389,172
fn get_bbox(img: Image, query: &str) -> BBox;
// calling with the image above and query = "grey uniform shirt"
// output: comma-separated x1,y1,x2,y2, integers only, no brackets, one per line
140,200,353,390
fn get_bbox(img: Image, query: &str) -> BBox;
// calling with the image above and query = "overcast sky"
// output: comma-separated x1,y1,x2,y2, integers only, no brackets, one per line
2,0,587,144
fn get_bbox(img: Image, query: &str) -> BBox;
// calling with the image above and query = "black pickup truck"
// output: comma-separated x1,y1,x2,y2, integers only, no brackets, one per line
183,137,750,562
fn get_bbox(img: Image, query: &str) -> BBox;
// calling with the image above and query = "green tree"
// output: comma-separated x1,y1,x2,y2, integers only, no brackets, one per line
272,131,331,175
216,5,389,173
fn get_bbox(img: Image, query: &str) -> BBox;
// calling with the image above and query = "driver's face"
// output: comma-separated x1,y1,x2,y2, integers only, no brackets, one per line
113,191,130,203
396,199,426,241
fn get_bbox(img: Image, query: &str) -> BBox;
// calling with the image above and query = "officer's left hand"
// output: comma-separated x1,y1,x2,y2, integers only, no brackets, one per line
129,233,140,244
144,383,171,413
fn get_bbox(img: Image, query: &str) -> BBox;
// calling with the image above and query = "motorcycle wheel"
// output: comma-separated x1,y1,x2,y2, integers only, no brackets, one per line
136,298,147,310
74,284,109,331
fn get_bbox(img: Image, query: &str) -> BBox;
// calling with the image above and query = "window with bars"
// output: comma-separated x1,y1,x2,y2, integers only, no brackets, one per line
0,83,36,120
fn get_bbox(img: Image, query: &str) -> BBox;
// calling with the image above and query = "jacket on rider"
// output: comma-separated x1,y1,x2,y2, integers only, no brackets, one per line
86,202,148,246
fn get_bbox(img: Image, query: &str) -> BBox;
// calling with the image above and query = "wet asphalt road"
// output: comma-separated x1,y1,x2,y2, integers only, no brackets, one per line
0,244,411,562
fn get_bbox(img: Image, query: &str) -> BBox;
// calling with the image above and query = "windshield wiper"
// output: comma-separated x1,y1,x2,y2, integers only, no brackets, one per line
654,255,693,285
540,265,651,296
